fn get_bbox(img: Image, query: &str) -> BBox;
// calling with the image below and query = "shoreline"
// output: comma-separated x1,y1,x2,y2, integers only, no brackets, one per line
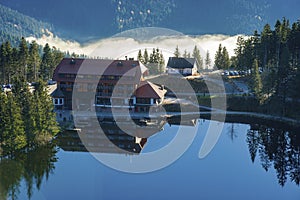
57,108,300,131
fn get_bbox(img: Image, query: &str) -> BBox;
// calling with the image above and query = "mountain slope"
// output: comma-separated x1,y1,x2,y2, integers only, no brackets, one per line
1,0,299,41
0,4,54,45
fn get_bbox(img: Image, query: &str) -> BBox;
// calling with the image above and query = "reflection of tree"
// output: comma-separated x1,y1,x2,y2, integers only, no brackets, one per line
0,145,58,199
246,125,300,187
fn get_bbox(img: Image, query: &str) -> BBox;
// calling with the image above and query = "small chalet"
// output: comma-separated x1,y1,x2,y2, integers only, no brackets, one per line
166,57,198,76
52,58,166,112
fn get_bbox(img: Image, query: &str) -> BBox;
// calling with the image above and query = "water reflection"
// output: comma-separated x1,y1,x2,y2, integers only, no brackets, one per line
246,124,300,187
0,145,58,200
1,120,299,200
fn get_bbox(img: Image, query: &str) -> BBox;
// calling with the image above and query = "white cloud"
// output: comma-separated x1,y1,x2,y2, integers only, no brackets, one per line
27,33,244,68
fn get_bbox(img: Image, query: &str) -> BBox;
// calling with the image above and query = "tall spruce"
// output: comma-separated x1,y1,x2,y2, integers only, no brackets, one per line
222,46,230,70
252,59,263,103
18,37,29,80
32,80,59,144
193,45,203,71
174,45,181,58
1,92,26,157
214,44,223,69
28,41,41,82
40,43,53,80
205,51,211,69
143,49,149,64
137,49,144,63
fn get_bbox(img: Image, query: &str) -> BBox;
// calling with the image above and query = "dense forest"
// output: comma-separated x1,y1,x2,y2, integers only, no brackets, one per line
0,79,59,157
232,18,300,100
0,37,64,157
0,37,64,84
0,4,53,46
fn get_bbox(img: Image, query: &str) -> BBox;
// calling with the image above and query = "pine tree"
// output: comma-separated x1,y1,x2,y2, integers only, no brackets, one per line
12,77,37,147
183,49,189,58
143,49,149,64
18,37,29,80
252,59,263,103
193,45,203,71
0,42,8,83
158,51,165,74
149,48,156,63
222,46,230,70
174,45,181,58
137,49,144,63
40,43,53,80
28,41,41,82
32,80,59,144
214,44,223,69
205,51,211,70
1,92,26,157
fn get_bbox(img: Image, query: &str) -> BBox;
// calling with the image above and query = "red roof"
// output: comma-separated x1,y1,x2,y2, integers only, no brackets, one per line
135,81,166,99
53,58,147,82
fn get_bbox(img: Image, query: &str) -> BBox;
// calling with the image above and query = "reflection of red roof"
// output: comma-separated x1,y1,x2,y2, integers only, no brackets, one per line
135,81,166,99
53,58,147,81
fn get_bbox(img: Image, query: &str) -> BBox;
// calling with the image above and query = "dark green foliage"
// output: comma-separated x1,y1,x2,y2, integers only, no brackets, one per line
0,4,53,46
0,145,57,200
214,44,231,70
0,39,64,83
234,18,300,116
0,92,26,157
0,78,59,157
137,49,144,63
251,59,263,103
246,125,300,187
138,48,165,75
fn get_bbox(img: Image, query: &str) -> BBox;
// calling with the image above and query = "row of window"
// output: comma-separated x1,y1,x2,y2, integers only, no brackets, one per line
59,74,135,81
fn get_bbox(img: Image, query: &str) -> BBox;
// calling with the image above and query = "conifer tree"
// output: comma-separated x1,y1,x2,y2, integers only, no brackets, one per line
252,59,263,103
32,80,59,144
193,45,203,70
1,92,26,157
214,44,223,69
174,45,181,58
28,41,41,82
12,77,36,147
40,43,52,80
137,49,144,63
183,49,189,58
205,51,211,70
18,37,29,80
222,46,230,70
143,49,149,64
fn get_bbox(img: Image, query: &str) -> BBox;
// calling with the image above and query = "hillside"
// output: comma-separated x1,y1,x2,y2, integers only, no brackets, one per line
1,0,299,41
0,4,54,46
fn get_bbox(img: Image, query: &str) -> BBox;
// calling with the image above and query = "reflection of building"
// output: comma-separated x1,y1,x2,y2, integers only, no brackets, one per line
57,118,166,154
52,58,166,111
166,57,198,76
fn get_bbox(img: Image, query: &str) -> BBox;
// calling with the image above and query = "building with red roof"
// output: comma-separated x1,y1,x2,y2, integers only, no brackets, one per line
52,58,166,112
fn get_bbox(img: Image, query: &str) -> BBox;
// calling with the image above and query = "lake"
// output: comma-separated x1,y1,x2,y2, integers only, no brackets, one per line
1,119,300,200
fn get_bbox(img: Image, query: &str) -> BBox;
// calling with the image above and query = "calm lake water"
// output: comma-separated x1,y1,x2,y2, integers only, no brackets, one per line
1,119,300,200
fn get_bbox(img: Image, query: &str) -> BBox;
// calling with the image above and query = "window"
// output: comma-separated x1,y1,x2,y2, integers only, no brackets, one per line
53,98,64,105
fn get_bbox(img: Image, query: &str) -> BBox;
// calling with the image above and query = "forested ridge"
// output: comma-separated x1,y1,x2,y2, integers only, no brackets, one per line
0,4,53,46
